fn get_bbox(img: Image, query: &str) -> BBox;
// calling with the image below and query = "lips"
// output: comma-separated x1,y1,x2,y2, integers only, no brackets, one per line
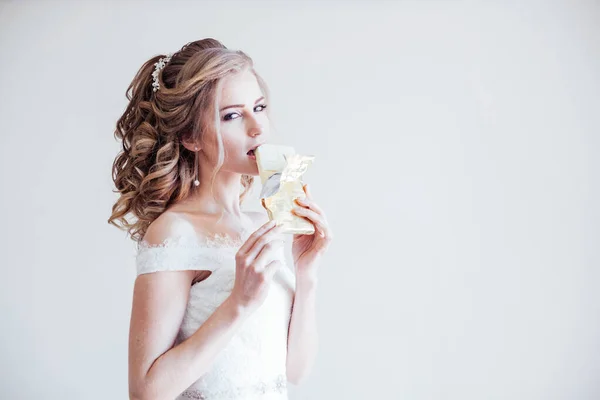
246,144,263,156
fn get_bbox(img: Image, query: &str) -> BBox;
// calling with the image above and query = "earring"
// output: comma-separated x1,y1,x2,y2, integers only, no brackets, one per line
193,147,200,186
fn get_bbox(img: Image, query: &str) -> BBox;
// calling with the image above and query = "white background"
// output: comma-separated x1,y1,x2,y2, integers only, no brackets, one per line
0,1,598,399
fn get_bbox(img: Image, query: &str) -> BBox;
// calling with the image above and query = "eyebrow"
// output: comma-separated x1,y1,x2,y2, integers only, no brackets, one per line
219,96,265,112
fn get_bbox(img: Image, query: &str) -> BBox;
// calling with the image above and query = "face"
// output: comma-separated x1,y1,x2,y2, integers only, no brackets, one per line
202,68,270,176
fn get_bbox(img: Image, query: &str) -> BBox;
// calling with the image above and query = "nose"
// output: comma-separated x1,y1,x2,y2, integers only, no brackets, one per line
247,116,264,138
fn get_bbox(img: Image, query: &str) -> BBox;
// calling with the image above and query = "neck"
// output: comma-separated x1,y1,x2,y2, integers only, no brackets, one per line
181,158,246,219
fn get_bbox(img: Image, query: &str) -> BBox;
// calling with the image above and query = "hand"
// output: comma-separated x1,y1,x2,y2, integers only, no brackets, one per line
231,220,285,313
291,184,333,274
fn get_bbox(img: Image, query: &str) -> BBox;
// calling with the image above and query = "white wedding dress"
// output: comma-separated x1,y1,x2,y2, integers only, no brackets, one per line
135,229,296,400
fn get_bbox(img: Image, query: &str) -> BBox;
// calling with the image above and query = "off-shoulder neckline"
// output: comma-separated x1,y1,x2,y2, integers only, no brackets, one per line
136,228,252,251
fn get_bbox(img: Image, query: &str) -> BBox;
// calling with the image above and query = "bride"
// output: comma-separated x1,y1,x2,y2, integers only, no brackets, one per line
108,38,333,400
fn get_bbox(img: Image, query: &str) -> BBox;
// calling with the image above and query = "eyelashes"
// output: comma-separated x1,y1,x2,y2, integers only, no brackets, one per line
223,104,268,121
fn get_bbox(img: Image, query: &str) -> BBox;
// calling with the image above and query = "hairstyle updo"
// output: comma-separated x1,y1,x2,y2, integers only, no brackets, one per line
107,38,270,243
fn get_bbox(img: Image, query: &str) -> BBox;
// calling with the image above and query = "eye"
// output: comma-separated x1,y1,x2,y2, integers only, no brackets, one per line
223,112,241,121
222,104,268,122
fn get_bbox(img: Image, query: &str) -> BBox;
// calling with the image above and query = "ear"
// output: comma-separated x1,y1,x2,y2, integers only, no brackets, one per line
181,139,201,152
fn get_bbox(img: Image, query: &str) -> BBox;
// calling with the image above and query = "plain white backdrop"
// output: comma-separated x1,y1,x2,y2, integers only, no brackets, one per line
0,1,598,399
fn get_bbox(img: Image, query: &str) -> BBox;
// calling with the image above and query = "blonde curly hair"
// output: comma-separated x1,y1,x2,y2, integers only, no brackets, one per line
107,38,270,243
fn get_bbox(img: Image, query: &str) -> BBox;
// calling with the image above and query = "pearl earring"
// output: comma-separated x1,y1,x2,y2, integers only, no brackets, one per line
193,147,200,186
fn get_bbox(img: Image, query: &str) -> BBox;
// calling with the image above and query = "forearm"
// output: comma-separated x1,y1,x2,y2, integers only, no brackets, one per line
135,296,250,400
286,273,319,385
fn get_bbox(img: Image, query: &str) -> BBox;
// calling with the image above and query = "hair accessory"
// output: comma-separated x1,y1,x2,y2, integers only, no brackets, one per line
151,53,173,92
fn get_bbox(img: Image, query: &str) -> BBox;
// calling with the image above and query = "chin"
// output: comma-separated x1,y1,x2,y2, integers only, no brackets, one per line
224,160,260,176
247,163,260,176
237,167,259,177
246,169,260,177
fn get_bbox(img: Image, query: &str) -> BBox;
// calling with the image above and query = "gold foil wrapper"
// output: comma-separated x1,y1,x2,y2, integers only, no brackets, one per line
258,152,316,235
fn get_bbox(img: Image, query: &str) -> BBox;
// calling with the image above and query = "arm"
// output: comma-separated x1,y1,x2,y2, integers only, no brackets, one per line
286,272,319,385
247,209,322,384
285,184,333,385
128,215,251,400
129,272,250,400
129,273,250,400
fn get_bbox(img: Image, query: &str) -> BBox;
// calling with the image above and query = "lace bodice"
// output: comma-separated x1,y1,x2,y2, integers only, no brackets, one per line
135,230,296,400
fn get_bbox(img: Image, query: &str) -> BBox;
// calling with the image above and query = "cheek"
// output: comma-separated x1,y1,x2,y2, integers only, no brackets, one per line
198,130,223,162
218,121,241,138
219,131,245,155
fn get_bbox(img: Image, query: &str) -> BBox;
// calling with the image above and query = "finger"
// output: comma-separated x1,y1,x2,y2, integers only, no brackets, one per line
294,197,325,217
292,207,329,236
238,220,277,256
245,225,285,264
303,183,311,199
253,239,285,270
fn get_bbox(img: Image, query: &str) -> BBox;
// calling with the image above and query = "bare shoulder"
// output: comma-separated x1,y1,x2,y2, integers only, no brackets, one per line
141,210,200,245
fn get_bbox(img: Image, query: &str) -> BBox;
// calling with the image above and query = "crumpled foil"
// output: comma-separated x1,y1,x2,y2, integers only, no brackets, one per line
259,153,316,235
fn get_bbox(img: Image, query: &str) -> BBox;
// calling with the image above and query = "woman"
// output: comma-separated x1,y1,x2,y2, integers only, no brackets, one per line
108,38,333,400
